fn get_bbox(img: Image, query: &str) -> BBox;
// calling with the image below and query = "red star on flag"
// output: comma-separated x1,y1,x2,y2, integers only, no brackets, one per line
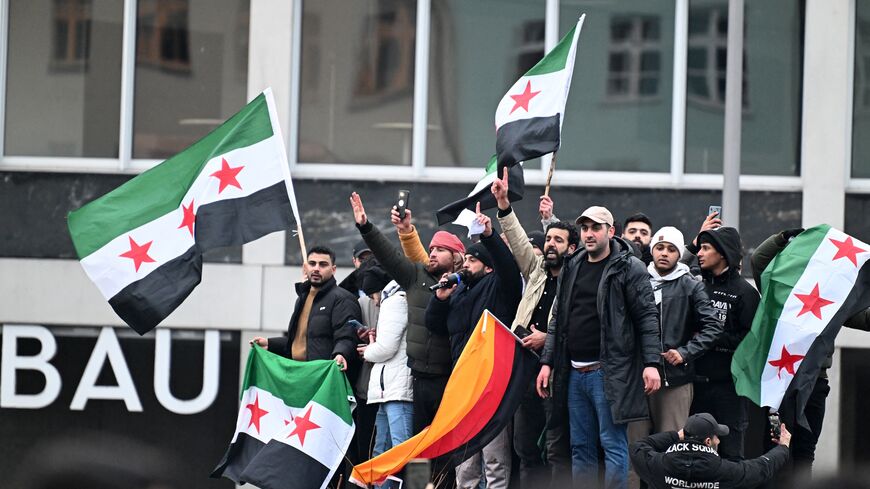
768,345,805,379
210,158,244,193
509,80,541,115
119,236,156,272
245,394,269,434
178,199,196,237
830,236,866,267
795,283,834,320
287,405,321,446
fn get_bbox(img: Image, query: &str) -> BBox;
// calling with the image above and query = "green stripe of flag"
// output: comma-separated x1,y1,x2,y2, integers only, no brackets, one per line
68,93,273,259
242,345,353,425
524,25,577,76
483,154,498,175
732,224,831,403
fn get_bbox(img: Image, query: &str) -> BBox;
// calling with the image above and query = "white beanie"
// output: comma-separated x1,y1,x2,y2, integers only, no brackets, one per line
650,226,685,258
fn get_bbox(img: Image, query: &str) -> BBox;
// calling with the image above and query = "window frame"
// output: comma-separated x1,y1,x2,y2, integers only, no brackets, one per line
0,0,804,192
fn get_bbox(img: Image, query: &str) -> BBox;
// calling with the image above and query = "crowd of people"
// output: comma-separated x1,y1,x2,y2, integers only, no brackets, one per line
250,168,864,489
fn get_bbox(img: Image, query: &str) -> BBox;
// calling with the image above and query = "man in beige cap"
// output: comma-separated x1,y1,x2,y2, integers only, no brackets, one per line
537,205,662,489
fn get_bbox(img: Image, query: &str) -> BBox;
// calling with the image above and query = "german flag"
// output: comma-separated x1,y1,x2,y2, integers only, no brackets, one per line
350,310,539,486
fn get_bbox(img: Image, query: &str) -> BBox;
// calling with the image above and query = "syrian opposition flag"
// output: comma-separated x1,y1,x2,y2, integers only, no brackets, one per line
67,89,301,335
350,310,538,487
211,345,355,489
732,225,870,427
435,154,524,226
494,14,584,169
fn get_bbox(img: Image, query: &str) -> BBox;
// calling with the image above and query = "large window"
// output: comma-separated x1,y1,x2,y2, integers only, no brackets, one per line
3,0,249,162
853,2,870,179
555,0,674,172
684,0,801,176
297,0,417,166
425,0,545,167
5,0,123,157
133,0,249,159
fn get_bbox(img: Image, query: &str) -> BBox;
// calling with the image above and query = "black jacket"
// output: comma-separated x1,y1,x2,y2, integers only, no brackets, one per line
267,277,360,362
425,233,523,364
652,269,725,387
540,237,661,424
630,431,789,489
357,221,453,377
693,227,760,382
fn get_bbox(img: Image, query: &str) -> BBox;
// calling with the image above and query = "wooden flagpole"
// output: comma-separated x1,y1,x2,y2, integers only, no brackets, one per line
296,223,308,261
544,152,557,197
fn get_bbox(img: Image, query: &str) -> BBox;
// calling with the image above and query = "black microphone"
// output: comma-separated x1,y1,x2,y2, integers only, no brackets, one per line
429,272,462,291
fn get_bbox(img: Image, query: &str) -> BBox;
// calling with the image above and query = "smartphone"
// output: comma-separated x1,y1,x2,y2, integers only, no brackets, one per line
768,413,781,438
347,319,368,332
396,189,411,219
708,205,722,220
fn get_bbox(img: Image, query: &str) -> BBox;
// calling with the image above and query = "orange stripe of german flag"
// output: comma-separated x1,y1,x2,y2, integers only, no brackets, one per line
350,310,539,486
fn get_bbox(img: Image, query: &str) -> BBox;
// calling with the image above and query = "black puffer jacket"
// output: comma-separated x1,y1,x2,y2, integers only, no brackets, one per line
356,221,453,377
630,431,789,489
267,277,360,362
425,233,523,364
540,237,661,424
693,227,760,382
649,264,724,388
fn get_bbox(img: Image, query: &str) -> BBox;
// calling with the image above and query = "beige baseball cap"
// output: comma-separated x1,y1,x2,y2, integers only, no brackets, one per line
575,206,614,227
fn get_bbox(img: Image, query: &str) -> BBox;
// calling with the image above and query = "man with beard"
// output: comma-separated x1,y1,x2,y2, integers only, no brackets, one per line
426,202,523,489
537,205,661,489
251,246,359,370
628,227,724,487
622,213,654,266
491,169,576,488
349,193,464,436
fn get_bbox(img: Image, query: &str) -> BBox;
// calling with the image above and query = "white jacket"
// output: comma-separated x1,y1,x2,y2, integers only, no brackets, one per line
365,281,413,403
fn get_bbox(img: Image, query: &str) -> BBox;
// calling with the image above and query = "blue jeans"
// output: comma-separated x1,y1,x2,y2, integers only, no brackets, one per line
567,368,628,489
373,401,414,456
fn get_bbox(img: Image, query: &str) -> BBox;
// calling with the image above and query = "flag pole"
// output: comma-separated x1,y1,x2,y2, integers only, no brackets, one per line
544,152,557,197
296,224,308,261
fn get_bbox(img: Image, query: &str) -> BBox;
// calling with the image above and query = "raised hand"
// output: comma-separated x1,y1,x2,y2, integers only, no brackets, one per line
539,195,554,220
475,202,493,237
391,206,413,233
491,167,511,210
350,192,368,226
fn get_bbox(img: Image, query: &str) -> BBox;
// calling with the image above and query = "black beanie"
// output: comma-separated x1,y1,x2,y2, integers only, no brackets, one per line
465,242,494,268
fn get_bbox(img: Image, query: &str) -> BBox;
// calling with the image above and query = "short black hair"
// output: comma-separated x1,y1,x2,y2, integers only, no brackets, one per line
546,221,580,248
623,213,652,230
307,245,336,264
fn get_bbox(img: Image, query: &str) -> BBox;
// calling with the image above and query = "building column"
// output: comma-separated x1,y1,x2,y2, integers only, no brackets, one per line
800,0,851,230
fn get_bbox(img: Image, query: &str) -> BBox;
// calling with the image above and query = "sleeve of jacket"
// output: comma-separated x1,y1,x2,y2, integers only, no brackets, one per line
425,294,451,336
751,233,788,290
399,225,429,265
498,206,541,280
629,432,679,483
540,264,567,366
845,307,870,331
358,221,418,291
728,445,790,487
267,336,288,356
364,293,408,363
330,295,362,360
625,258,662,365
481,232,523,305
721,284,760,350
677,281,726,362
541,214,560,232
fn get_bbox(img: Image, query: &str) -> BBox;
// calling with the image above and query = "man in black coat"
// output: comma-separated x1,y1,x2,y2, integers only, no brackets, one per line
537,205,661,489
251,245,359,371
630,413,791,489
425,204,523,489
686,226,760,461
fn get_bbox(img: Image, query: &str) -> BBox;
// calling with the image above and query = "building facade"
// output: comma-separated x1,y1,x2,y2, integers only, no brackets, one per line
1,0,869,487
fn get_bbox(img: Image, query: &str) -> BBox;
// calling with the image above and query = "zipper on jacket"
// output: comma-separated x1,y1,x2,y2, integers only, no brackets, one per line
657,292,669,387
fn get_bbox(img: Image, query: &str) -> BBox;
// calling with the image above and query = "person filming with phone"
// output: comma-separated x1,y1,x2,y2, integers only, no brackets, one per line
630,412,791,489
